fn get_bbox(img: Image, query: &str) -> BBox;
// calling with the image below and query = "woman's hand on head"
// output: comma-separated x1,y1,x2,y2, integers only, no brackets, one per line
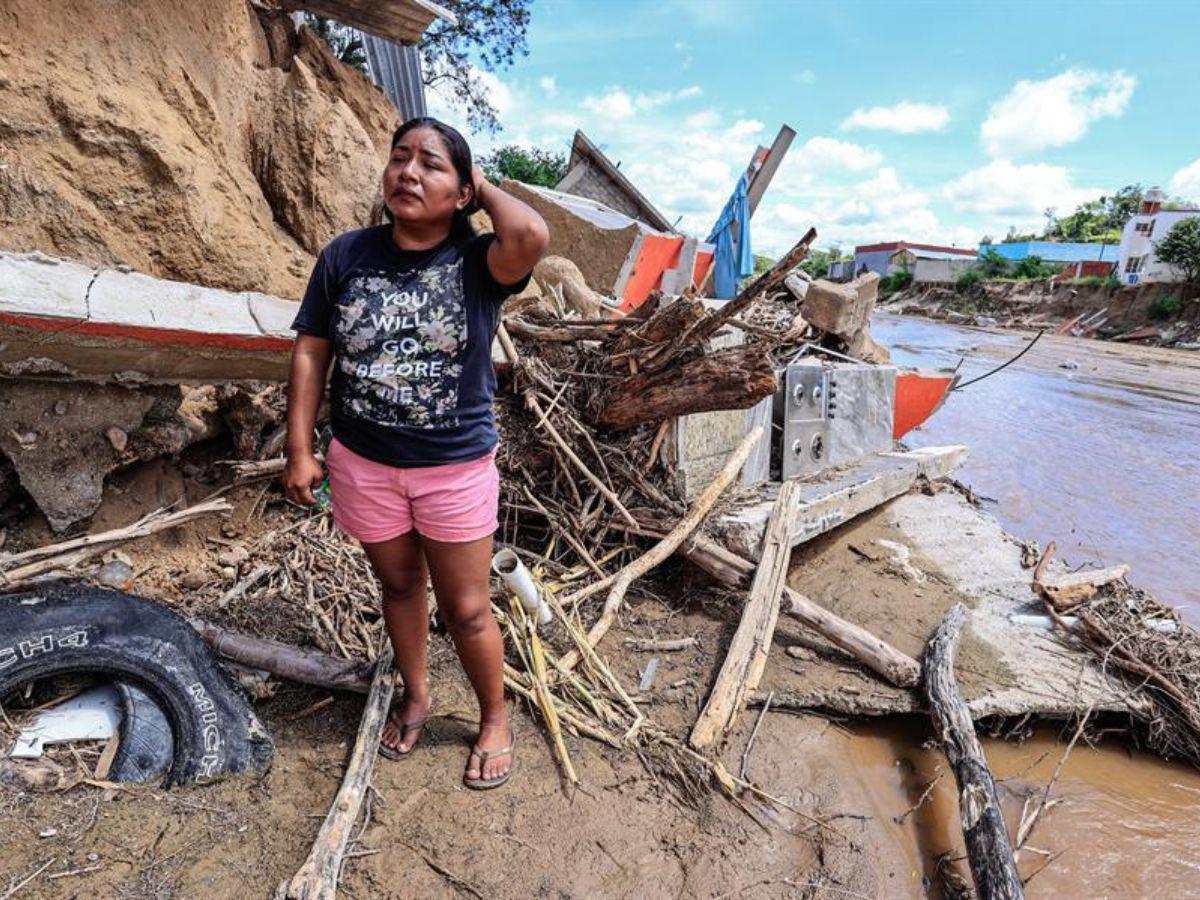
282,452,325,507
470,163,488,208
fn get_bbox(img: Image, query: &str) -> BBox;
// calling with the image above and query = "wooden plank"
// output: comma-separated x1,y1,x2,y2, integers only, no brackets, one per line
746,125,796,217
627,518,922,687
689,480,803,748
711,445,968,560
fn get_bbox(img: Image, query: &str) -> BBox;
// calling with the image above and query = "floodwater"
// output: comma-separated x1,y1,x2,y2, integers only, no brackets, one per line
875,313,1200,619
830,719,1200,898
822,316,1200,897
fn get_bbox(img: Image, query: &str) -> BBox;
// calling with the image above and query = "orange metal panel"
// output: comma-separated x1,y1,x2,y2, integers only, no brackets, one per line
893,370,956,439
617,234,685,313
692,250,714,291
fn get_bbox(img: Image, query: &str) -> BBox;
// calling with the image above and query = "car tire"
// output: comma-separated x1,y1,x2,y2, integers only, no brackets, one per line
1,582,273,785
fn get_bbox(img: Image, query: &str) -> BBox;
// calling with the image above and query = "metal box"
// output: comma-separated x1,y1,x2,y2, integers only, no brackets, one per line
778,357,897,480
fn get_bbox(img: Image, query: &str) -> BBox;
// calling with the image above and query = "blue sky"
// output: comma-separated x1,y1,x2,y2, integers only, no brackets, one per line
429,0,1200,256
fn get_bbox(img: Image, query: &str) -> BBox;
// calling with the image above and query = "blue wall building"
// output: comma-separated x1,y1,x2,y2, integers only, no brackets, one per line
980,241,1118,263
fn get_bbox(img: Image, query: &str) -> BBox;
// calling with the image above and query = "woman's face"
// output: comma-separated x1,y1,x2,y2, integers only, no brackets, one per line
383,127,471,227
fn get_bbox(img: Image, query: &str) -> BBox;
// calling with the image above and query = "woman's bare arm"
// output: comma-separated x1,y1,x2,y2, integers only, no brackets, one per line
283,334,333,506
473,165,549,286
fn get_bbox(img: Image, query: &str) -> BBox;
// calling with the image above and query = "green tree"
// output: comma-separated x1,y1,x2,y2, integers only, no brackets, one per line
304,15,367,73
1012,254,1055,280
799,247,835,279
421,0,532,134
1155,217,1200,284
479,145,568,188
979,247,1010,278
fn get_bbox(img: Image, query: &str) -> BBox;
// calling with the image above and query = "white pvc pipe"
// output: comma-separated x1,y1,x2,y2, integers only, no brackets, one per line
491,549,552,626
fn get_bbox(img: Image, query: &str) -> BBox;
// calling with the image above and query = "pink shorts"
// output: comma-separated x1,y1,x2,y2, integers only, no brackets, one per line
324,438,499,545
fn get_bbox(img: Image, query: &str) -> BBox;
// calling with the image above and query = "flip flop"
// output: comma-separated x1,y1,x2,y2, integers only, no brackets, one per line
463,733,515,791
378,714,427,761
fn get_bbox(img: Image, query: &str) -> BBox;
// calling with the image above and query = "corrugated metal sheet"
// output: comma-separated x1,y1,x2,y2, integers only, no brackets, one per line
361,33,426,120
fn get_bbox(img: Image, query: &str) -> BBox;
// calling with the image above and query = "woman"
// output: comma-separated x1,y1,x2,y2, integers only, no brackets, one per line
283,117,549,789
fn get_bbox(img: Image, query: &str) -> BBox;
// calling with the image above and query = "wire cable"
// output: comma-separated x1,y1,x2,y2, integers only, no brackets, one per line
951,329,1046,391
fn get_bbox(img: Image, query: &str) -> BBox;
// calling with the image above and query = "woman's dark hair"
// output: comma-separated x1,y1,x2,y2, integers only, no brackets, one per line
382,117,478,242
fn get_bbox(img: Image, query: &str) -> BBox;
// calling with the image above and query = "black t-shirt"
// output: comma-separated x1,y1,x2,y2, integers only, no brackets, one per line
291,226,530,467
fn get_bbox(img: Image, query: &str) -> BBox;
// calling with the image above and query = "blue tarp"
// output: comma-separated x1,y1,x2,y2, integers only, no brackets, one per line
707,173,753,299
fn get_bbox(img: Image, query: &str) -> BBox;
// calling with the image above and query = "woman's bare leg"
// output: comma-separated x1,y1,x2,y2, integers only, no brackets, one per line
361,530,431,754
421,534,512,782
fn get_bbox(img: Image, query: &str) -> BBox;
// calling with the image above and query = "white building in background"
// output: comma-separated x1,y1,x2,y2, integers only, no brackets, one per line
1117,189,1200,285
889,247,979,285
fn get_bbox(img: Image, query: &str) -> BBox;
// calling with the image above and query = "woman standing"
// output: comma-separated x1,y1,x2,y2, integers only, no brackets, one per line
283,118,548,789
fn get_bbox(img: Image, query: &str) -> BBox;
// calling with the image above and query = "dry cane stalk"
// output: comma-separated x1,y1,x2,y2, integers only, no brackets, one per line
554,426,762,676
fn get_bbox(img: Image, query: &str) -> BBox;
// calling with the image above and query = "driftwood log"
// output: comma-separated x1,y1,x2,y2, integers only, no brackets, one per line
690,480,802,748
925,604,1024,900
630,518,922,687
593,344,778,431
277,642,395,900
609,295,707,358
192,619,373,693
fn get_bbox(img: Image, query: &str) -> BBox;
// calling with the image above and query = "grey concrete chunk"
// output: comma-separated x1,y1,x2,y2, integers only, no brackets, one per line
88,269,261,335
0,251,94,319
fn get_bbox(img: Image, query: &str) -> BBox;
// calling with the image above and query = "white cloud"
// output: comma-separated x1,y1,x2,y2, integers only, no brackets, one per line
980,68,1135,158
582,85,702,120
793,137,884,173
794,69,816,85
840,101,950,134
1170,158,1200,203
582,88,636,120
727,119,765,139
942,160,1101,231
538,76,557,97
684,109,720,129
755,165,952,252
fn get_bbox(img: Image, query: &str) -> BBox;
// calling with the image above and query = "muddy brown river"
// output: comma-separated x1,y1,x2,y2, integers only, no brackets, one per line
821,316,1200,898
876,313,1200,619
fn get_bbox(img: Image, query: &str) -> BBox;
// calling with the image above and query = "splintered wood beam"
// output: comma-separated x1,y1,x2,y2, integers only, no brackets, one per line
689,480,803,748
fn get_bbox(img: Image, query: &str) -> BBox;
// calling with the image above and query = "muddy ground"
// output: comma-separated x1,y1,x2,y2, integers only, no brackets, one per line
0,466,890,900
2,459,1192,898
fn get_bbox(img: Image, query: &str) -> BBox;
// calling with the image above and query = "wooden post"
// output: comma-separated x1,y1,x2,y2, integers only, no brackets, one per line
925,605,1024,900
746,125,796,217
277,642,395,900
629,517,922,688
690,481,803,748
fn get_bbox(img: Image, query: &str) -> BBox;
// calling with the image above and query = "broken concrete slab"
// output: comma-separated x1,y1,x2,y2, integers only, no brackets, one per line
802,271,880,338
0,251,295,383
709,445,967,560
783,267,812,302
278,0,455,45
0,251,93,319
764,489,1137,721
500,180,644,295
